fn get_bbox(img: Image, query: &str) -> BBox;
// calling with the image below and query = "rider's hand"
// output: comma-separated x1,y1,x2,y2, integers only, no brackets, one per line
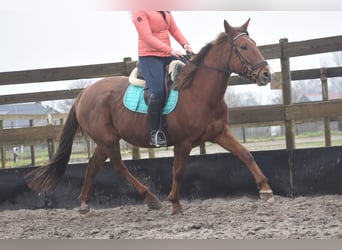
170,48,184,59
183,44,193,54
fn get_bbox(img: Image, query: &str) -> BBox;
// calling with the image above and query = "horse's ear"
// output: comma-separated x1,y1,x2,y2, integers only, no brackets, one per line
224,20,234,36
241,18,251,31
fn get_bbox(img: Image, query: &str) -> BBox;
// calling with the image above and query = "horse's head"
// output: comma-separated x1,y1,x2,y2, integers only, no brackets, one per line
224,19,273,86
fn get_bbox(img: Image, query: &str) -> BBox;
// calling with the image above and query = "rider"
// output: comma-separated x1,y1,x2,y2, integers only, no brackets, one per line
132,11,192,147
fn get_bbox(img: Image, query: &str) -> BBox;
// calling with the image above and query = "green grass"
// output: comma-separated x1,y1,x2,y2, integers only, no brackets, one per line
2,130,342,169
296,138,342,148
3,150,91,168
239,130,342,143
297,130,342,138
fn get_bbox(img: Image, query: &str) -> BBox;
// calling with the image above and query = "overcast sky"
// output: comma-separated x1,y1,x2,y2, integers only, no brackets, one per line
0,1,341,100
1,11,341,72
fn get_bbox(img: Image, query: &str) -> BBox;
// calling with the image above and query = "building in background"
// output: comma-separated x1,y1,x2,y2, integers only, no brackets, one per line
0,102,59,129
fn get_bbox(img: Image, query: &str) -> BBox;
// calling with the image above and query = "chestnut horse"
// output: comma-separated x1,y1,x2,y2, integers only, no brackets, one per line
26,19,274,215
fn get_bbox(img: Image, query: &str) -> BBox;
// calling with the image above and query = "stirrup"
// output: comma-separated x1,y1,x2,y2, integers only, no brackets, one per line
150,130,167,147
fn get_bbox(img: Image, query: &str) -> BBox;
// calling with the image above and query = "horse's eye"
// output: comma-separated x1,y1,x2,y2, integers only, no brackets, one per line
240,45,248,50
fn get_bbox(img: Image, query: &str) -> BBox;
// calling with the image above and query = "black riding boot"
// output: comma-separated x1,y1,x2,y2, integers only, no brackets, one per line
148,94,167,147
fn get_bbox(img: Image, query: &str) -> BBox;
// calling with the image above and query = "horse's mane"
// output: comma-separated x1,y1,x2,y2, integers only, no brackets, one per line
174,32,230,91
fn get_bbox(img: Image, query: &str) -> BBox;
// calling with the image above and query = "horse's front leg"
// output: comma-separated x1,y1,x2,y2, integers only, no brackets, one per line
168,143,192,215
213,125,274,203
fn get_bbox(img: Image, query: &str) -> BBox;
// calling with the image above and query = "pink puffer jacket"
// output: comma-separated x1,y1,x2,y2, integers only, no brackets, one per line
132,11,188,57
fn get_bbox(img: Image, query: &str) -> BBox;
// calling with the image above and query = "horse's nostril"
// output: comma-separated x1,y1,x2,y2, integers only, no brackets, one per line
263,71,270,78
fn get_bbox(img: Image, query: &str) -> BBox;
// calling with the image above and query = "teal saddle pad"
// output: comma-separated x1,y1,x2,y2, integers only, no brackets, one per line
123,84,178,114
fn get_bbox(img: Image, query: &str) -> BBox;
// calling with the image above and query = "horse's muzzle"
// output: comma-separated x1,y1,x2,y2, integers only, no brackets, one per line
257,66,273,86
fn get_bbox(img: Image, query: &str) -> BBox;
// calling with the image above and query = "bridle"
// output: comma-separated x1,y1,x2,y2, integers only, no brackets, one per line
231,33,269,81
189,32,268,81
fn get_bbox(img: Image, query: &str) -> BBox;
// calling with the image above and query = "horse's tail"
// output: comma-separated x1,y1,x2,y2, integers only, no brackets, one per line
25,104,79,192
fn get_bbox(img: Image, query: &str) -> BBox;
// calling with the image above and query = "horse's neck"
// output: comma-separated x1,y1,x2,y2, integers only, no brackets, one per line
195,44,232,102
187,66,231,108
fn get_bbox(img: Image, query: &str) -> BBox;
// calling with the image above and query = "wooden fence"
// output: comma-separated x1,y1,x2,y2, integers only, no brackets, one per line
1,35,342,168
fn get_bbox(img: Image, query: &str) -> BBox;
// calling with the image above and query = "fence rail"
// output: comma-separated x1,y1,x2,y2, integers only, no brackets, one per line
1,66,341,105
1,35,342,168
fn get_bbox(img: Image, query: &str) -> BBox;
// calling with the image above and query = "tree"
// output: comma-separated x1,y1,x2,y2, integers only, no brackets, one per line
320,51,342,93
224,86,258,107
56,79,94,112
331,51,342,66
224,87,241,107
291,79,322,103
329,52,342,92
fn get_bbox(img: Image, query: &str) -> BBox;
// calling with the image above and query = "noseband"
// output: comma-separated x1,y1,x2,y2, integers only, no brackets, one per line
190,32,268,81
231,33,268,81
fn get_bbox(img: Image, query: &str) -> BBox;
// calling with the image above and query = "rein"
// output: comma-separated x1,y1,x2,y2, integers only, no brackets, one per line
189,32,268,79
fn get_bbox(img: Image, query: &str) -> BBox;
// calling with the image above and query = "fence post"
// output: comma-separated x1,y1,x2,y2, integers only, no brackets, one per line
199,143,206,155
131,145,141,160
29,120,35,166
86,139,92,159
242,127,247,143
123,57,136,76
148,148,155,158
280,38,296,150
47,139,55,160
0,120,5,168
46,114,55,160
320,68,331,146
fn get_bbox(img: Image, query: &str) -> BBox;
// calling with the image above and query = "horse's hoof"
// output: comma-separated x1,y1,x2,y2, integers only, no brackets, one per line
79,203,90,214
145,194,162,210
171,204,183,215
79,208,90,214
259,189,275,204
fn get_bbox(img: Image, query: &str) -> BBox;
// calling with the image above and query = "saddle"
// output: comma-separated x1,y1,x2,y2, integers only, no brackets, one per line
124,60,185,114
128,59,185,104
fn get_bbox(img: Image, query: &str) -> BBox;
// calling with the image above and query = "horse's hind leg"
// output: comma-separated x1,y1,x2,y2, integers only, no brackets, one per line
214,125,274,203
79,146,108,214
106,141,162,210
